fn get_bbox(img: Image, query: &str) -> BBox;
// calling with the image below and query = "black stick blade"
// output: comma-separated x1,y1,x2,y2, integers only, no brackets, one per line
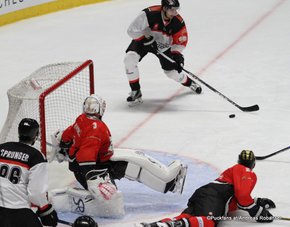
240,104,259,112
256,145,290,160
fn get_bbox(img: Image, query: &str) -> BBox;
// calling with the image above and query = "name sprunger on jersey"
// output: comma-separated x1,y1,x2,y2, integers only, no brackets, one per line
0,149,29,162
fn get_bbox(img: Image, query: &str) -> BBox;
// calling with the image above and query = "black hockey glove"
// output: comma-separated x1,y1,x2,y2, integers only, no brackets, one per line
256,208,274,223
171,52,184,73
59,140,72,154
36,204,58,227
256,197,276,209
142,36,158,53
247,204,274,223
60,140,72,149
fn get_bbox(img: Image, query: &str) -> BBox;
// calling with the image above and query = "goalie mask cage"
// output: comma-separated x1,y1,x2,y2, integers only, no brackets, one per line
0,60,94,156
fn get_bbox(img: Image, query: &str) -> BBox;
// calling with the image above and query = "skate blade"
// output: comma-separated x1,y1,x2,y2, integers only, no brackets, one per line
179,165,188,194
128,98,143,107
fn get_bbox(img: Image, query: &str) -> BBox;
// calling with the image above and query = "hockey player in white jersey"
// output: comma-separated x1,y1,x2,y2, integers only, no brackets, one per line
0,118,58,227
124,0,202,106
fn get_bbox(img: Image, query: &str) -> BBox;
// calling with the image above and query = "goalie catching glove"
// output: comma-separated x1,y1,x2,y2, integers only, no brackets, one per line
57,140,72,161
86,169,117,200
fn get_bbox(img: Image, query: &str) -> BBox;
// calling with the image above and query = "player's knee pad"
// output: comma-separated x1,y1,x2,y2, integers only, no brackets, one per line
124,52,140,81
124,51,140,72
164,70,187,83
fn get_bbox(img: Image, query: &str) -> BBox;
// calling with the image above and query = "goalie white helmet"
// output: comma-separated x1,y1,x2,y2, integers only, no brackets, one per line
83,94,106,118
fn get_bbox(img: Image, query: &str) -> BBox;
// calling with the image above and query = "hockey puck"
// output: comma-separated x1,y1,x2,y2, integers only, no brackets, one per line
229,114,235,118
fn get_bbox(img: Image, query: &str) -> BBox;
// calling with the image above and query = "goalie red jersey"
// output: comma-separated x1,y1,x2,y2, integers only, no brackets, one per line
62,113,114,165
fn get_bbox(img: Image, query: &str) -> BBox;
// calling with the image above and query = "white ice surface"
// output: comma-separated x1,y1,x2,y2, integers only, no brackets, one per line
0,0,290,226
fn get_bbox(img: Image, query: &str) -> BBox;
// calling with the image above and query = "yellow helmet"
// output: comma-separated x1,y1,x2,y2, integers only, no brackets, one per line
238,150,256,169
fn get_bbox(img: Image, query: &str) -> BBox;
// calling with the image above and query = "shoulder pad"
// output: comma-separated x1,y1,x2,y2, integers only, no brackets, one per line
147,5,162,12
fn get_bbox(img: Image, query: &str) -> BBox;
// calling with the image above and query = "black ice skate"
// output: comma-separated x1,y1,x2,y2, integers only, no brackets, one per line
190,81,202,94
127,90,143,106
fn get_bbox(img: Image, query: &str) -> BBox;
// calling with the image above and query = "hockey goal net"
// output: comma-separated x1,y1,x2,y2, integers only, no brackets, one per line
0,60,94,156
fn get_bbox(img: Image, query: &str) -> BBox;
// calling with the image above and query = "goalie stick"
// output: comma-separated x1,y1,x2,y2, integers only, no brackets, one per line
256,145,290,160
156,50,259,112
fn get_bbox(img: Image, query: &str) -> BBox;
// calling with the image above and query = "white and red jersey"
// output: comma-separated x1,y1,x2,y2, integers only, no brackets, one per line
62,113,114,166
0,142,49,209
127,5,188,53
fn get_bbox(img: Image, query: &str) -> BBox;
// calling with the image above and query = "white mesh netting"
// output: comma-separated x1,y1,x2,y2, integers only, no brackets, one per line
0,61,94,155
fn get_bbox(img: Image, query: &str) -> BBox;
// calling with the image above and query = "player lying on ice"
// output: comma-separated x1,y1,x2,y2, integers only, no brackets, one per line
137,150,276,227
50,94,187,217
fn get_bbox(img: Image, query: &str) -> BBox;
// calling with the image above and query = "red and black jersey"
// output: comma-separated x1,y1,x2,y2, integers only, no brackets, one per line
0,142,49,209
62,113,114,167
183,164,256,220
217,163,256,208
127,5,188,53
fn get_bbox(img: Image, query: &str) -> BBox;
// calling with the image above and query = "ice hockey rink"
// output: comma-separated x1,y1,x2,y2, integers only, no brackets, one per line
0,0,290,226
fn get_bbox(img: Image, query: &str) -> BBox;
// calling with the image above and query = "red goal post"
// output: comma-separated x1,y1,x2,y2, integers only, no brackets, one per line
0,60,94,156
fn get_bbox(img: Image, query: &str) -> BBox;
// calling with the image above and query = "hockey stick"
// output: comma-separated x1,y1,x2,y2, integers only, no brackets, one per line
156,50,259,112
281,217,290,221
256,145,290,160
58,219,73,226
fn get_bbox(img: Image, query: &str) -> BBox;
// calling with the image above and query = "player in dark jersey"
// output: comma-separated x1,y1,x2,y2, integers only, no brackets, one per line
124,0,202,106
137,150,276,227
0,118,58,227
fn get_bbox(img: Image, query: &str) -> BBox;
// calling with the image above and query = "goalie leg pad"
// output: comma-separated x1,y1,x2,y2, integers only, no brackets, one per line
125,162,169,192
49,188,70,212
50,187,125,218
112,148,186,193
